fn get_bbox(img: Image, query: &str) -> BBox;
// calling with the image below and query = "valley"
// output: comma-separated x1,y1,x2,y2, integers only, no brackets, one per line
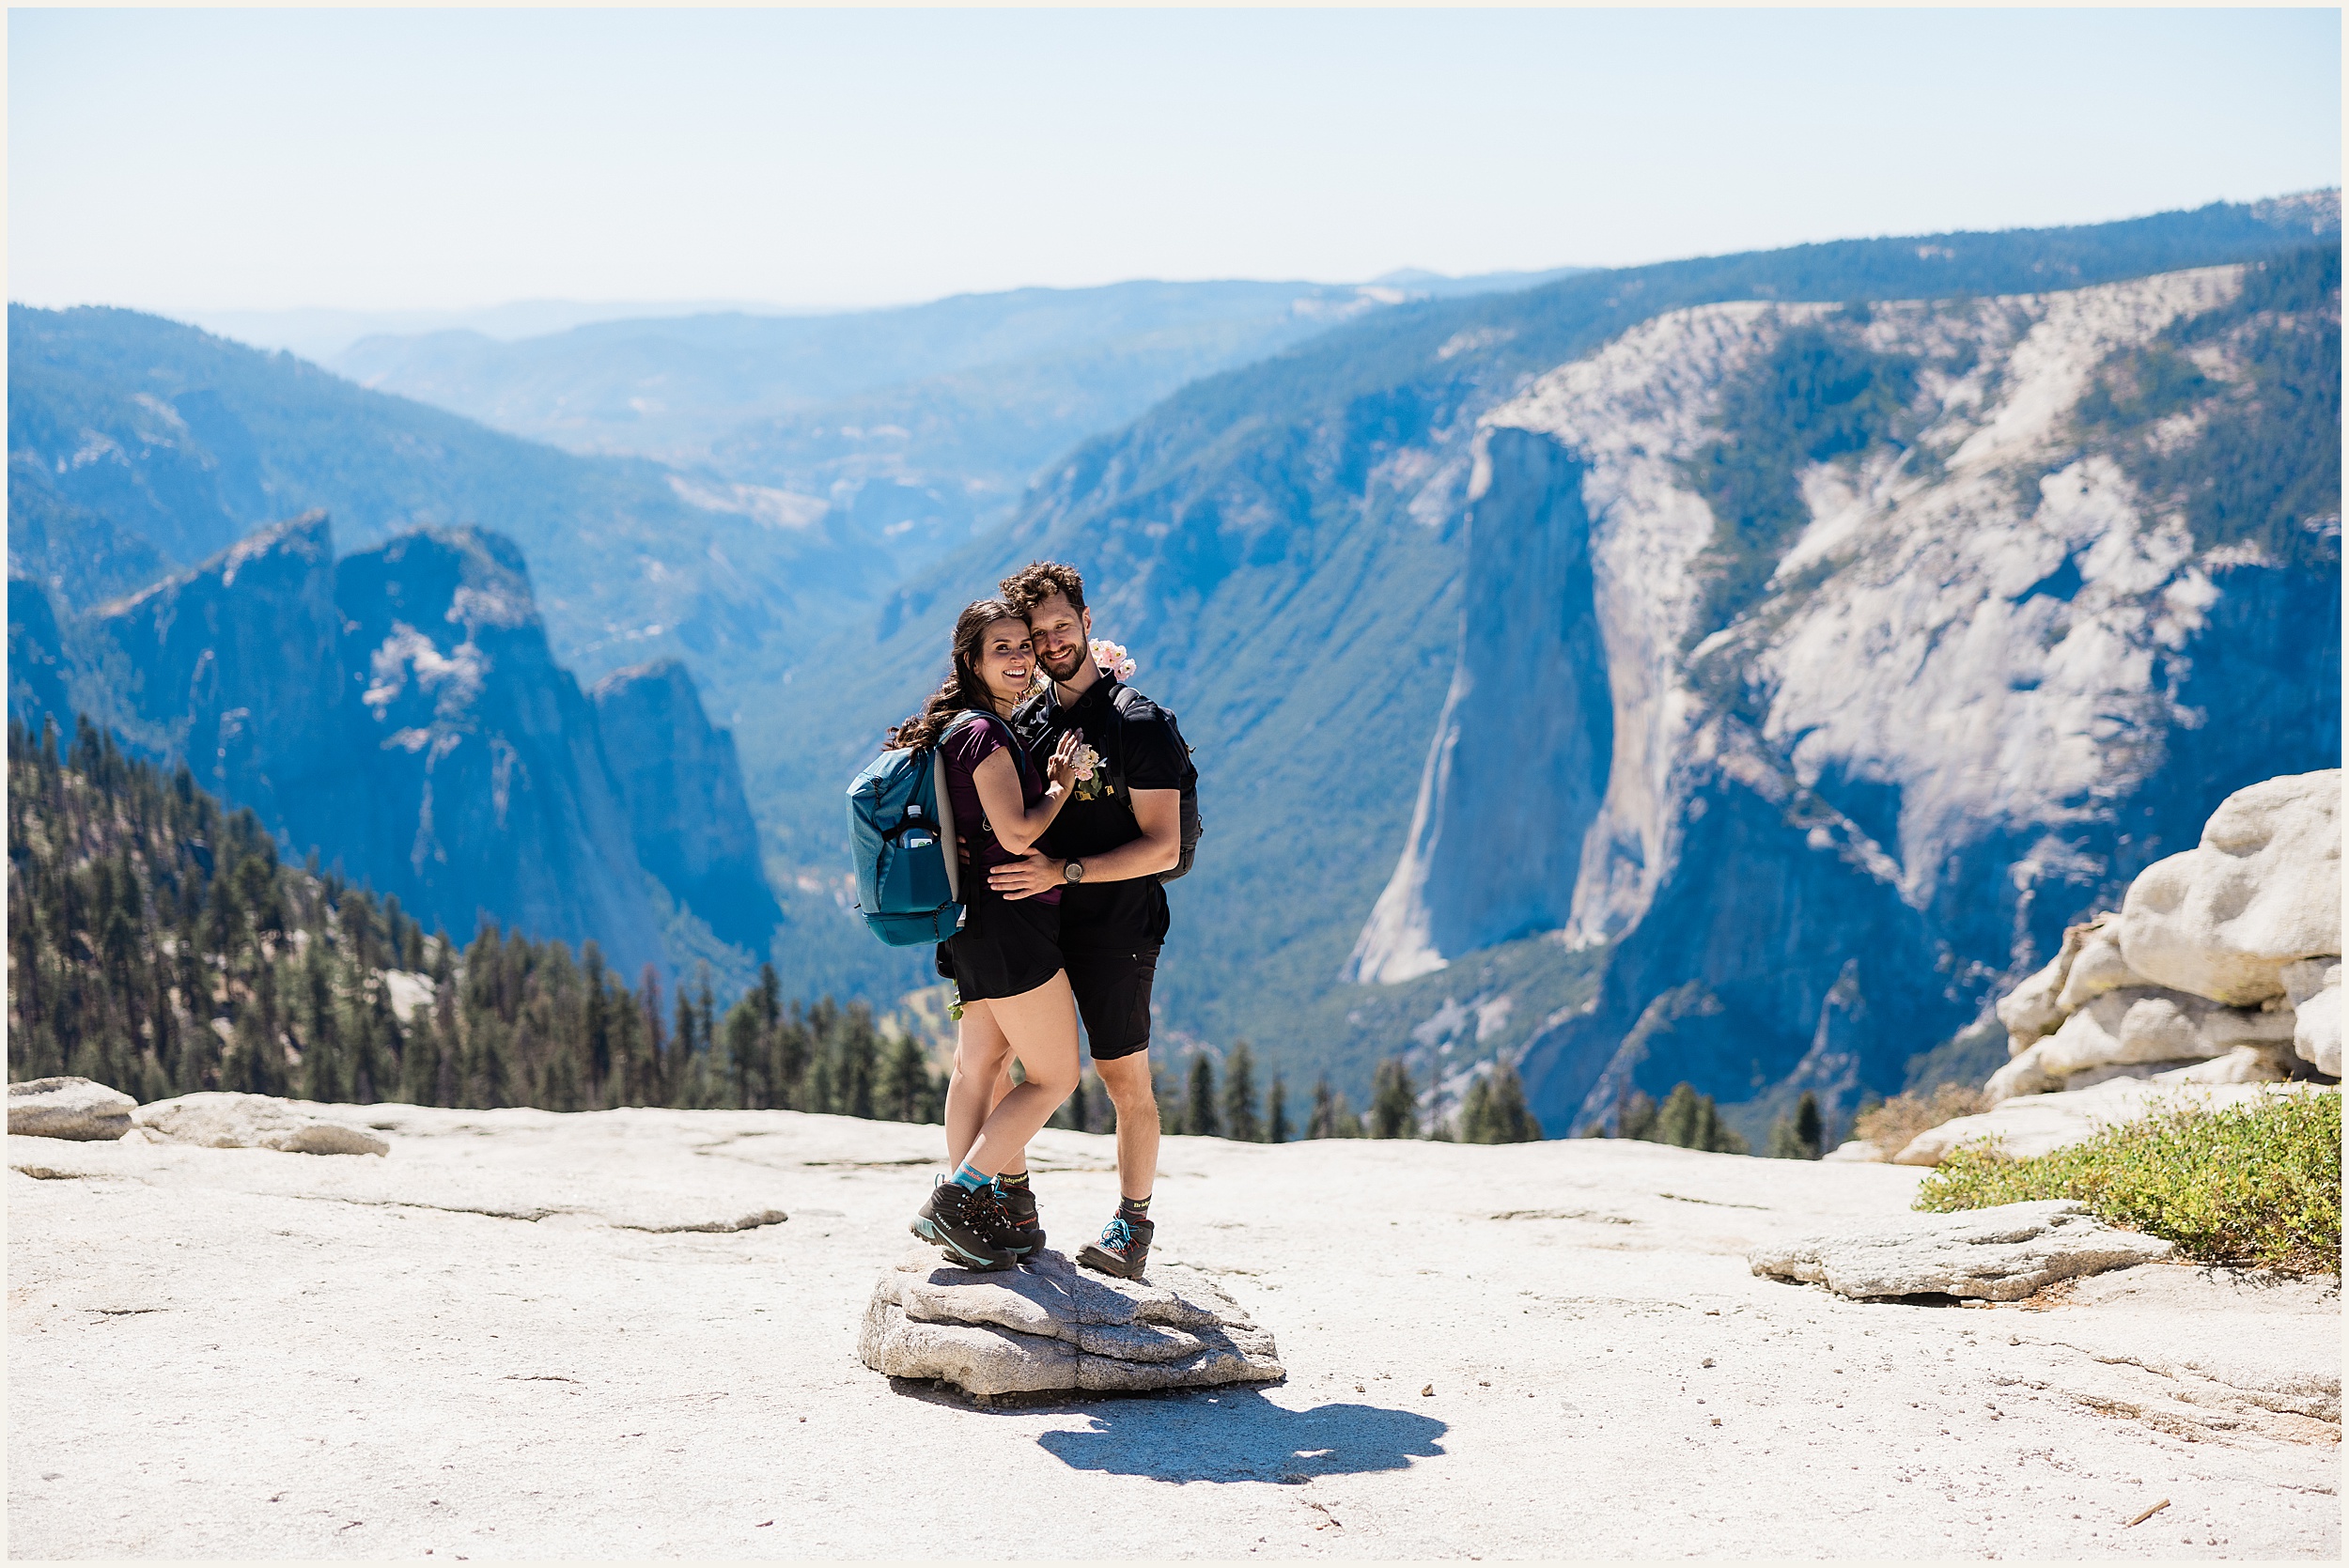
9,194,2341,1129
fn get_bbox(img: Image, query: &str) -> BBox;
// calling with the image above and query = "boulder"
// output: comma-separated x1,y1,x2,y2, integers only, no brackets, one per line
1893,1077,2326,1166
859,1246,1283,1399
1749,1199,2174,1301
2051,915,2154,1014
2119,770,2341,1006
2280,957,2341,1078
1819,1139,1886,1163
8,1077,135,1141
132,1094,389,1157
2030,987,2293,1080
1995,918,2099,1050
1983,1041,2058,1103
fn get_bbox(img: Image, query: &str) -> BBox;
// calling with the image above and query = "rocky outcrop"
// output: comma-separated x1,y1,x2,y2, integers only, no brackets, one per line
1986,772,2340,1099
77,514,346,836
859,1246,1283,1399
131,1093,387,1156
589,660,781,955
1750,1199,2175,1300
332,529,662,973
1891,1077,2327,1167
8,1077,135,1141
7,513,779,977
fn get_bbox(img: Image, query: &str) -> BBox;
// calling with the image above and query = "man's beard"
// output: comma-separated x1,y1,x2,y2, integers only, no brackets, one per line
1038,642,1087,683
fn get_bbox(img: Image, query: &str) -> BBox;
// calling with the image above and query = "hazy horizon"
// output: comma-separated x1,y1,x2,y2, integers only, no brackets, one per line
12,9,2338,318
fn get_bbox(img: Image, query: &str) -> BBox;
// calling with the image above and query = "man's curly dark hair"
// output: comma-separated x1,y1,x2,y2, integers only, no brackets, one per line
999,560,1087,617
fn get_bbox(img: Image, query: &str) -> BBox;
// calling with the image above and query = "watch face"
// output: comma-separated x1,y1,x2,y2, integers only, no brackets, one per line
1066,860,1083,883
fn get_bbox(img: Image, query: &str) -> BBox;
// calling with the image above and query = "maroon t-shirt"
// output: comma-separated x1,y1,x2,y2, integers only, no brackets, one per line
941,713,1060,906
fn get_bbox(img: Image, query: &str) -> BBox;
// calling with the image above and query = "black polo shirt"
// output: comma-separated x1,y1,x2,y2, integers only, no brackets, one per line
1014,675,1186,952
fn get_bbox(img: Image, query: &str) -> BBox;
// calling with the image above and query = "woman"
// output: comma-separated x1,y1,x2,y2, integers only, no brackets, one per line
885,598,1085,1269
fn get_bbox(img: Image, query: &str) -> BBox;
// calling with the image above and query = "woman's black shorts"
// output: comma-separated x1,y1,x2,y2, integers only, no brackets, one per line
941,891,1064,1003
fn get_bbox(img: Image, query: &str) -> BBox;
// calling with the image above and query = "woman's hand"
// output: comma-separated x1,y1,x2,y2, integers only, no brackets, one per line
1046,730,1084,792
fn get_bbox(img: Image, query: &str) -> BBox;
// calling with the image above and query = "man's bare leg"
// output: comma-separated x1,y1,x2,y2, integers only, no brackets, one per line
1092,1051,1159,1201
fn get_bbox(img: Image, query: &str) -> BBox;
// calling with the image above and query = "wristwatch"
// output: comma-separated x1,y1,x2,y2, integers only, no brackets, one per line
1063,859,1086,885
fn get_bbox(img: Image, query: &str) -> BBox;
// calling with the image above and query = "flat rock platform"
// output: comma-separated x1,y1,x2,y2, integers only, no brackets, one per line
8,1104,2340,1558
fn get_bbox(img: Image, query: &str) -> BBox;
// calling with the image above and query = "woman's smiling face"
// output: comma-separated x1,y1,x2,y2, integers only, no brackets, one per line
972,617,1038,709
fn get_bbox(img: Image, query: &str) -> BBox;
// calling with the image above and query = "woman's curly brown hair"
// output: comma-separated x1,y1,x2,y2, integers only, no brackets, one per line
883,598,1034,753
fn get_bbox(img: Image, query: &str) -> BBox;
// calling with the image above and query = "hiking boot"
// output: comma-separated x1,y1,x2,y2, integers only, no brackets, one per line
1077,1214,1155,1280
911,1178,1015,1271
992,1179,1045,1261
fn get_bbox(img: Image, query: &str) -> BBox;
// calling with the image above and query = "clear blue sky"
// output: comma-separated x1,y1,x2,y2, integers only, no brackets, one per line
10,8,2340,313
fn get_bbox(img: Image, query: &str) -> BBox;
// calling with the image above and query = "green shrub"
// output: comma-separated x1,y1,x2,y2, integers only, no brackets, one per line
1915,1089,2341,1274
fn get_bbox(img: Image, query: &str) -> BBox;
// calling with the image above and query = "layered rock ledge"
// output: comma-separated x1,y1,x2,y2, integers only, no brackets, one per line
1750,1199,2176,1301
860,1245,1283,1399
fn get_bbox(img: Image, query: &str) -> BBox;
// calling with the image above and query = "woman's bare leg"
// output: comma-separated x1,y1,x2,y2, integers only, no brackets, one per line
987,1057,1027,1179
960,972,1081,1177
944,1003,1015,1171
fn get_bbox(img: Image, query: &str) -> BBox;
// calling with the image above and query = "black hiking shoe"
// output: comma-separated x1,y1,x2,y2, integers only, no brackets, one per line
912,1179,1015,1271
992,1179,1044,1261
1077,1214,1155,1280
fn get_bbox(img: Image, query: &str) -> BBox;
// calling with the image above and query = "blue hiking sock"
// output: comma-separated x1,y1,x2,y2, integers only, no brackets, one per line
949,1160,988,1192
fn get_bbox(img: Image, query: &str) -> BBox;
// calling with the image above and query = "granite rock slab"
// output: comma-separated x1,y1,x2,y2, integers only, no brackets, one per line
860,1245,1283,1398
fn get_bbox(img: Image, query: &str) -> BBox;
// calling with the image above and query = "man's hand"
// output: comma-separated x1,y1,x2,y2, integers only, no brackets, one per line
988,851,1066,901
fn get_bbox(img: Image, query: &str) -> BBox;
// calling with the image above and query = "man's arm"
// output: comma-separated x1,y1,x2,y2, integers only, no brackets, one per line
988,787,1178,899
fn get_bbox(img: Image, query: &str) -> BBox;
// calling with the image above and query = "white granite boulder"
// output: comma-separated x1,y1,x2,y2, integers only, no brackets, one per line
859,1246,1283,1399
8,1077,135,1141
2280,957,2341,1078
1749,1199,2174,1301
1995,918,2096,1050
132,1093,389,1157
2051,914,2155,1014
2119,770,2341,1007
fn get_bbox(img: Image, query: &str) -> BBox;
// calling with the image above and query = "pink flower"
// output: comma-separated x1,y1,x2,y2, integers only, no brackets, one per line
1090,638,1139,681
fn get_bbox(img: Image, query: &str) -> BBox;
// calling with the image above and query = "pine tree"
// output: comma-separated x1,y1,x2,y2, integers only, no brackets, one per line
1186,1054,1220,1138
1221,1041,1262,1142
880,1032,933,1124
1370,1058,1418,1139
1614,1088,1659,1141
1796,1091,1824,1158
1486,1063,1541,1142
1267,1075,1290,1143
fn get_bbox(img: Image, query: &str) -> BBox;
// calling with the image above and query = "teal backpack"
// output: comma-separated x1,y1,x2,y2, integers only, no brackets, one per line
845,713,1021,947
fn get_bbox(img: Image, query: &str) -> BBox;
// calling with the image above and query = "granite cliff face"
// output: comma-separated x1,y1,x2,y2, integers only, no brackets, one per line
1353,254,2341,1133
589,659,782,955
11,515,779,979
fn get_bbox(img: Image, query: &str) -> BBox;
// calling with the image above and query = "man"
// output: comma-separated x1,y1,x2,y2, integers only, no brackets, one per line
985,560,1186,1278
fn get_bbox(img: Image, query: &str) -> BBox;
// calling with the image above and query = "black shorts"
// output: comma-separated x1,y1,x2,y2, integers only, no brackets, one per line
941,893,1064,1003
1064,939,1159,1061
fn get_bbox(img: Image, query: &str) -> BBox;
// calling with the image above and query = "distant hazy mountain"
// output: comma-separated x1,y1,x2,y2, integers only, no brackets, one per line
756,194,2339,1126
174,299,821,364
324,273,1587,576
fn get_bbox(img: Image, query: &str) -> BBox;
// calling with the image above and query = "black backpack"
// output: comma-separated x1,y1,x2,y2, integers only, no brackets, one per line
1107,685,1204,883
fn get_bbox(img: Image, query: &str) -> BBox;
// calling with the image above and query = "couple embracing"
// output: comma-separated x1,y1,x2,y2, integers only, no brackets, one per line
884,561,1194,1279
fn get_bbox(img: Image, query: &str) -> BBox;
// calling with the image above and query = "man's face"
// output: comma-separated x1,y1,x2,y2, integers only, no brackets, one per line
1026,591,1092,684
